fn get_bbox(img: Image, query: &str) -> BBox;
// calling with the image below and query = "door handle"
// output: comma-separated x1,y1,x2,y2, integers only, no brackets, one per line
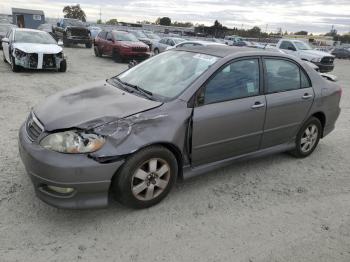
251,102,265,109
302,93,313,99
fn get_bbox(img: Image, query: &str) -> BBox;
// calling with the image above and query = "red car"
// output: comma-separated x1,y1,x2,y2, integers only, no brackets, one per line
94,30,150,62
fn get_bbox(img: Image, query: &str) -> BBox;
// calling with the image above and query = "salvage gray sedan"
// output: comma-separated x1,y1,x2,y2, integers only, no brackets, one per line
18,46,341,209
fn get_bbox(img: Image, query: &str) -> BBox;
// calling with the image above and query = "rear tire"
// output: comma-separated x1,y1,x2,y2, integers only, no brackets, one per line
154,48,159,55
112,146,178,209
59,60,67,72
290,117,322,158
11,55,20,72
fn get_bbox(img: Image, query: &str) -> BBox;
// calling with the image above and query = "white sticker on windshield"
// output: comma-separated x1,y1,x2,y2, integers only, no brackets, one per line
193,54,217,62
247,82,256,93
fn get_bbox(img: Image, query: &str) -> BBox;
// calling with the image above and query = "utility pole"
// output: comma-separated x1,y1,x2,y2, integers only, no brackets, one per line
265,24,268,33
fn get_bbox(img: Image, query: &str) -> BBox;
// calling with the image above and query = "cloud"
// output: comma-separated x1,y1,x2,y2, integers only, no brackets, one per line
0,0,349,33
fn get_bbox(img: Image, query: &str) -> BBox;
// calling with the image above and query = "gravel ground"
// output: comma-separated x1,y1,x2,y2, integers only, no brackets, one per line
0,47,349,262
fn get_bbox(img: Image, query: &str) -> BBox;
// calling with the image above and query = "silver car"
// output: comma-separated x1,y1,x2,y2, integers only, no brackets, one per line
152,37,186,54
19,46,341,209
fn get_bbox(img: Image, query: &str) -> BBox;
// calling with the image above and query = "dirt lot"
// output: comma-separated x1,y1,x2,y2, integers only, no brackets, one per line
0,47,349,262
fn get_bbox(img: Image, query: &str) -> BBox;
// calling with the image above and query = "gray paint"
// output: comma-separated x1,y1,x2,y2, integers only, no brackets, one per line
19,46,341,208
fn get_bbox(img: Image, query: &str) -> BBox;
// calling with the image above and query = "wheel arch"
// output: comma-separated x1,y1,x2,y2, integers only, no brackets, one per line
111,142,184,182
311,112,326,137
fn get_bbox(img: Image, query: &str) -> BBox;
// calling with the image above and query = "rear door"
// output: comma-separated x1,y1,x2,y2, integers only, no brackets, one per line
191,58,266,166
261,57,314,148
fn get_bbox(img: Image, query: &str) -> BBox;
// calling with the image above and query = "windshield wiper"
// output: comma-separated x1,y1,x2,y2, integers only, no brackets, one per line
113,77,155,100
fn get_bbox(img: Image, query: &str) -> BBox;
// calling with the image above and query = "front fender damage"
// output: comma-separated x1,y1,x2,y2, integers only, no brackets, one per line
88,104,192,165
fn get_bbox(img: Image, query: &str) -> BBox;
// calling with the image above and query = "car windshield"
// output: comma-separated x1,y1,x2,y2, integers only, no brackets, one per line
15,31,57,44
294,41,313,50
131,31,147,38
115,51,219,99
64,19,84,27
113,32,139,41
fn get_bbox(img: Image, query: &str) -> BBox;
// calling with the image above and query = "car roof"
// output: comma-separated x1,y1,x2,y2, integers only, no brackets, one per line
175,45,294,59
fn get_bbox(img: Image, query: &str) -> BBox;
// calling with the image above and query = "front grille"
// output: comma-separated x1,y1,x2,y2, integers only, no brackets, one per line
321,56,334,65
70,28,89,37
43,54,56,69
29,53,38,68
132,47,148,52
26,113,44,141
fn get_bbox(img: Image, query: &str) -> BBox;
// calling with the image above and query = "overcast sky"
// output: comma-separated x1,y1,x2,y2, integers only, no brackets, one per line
1,0,349,34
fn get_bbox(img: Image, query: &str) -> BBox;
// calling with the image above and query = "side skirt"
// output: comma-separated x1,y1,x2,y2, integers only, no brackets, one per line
182,142,295,179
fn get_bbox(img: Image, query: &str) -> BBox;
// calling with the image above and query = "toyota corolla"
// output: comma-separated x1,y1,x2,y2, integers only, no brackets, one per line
18,46,341,209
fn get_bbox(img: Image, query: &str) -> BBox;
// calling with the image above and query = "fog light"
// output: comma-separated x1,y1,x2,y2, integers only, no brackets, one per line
47,185,74,194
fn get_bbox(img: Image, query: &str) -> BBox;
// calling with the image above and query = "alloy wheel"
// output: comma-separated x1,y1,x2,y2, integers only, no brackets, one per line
131,158,171,201
300,124,318,153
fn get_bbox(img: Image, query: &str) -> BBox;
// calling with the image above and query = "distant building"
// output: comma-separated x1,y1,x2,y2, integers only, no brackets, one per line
12,8,45,29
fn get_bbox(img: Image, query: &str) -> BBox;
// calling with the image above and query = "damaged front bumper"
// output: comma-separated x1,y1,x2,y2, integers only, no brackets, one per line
13,50,66,70
18,124,124,209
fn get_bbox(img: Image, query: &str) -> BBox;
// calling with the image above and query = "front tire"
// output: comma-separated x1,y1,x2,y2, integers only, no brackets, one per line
112,146,178,209
290,117,322,158
94,46,101,57
59,60,67,72
112,49,122,62
11,55,20,72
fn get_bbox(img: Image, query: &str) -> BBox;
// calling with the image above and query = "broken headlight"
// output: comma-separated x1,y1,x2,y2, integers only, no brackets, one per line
40,130,105,154
14,48,26,58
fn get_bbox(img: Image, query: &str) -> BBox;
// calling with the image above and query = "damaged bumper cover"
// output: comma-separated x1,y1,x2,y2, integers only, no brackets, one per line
13,49,66,70
18,123,124,209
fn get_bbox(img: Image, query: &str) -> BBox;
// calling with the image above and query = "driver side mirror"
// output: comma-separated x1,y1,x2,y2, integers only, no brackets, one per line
288,46,296,51
1,37,9,44
107,37,113,42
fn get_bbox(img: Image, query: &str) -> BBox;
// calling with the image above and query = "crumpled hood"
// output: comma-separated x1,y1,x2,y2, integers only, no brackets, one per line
299,49,334,58
13,43,62,54
34,81,162,131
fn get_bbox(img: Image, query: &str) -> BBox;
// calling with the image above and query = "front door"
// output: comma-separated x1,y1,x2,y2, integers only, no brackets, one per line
2,30,12,62
191,58,266,166
261,58,314,148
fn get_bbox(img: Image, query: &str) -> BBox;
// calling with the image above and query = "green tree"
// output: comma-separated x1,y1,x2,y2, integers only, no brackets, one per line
63,4,86,22
295,30,308,35
106,19,118,25
96,19,102,24
157,17,171,26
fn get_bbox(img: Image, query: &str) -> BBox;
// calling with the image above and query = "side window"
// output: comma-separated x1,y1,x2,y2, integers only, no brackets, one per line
265,59,301,93
106,32,113,41
301,69,311,88
8,30,13,40
203,59,260,104
99,31,107,39
159,38,167,44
